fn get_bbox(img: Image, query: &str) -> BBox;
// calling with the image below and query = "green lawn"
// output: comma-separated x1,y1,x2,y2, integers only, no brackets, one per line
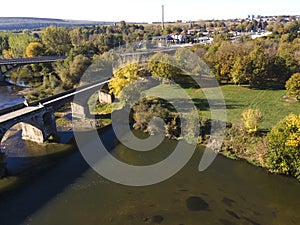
91,83,299,131
187,85,300,130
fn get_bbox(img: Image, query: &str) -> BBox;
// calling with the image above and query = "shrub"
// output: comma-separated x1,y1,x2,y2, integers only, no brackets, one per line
266,113,300,180
221,125,268,166
241,109,263,134
285,73,300,98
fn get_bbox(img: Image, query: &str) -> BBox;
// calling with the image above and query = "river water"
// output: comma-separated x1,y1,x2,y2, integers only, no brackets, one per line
0,83,300,225
0,83,25,110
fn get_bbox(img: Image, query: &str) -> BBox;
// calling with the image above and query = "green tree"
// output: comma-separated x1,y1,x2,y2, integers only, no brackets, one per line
0,34,9,55
277,42,299,75
247,46,269,88
214,41,238,82
54,54,91,89
7,33,37,57
42,26,71,55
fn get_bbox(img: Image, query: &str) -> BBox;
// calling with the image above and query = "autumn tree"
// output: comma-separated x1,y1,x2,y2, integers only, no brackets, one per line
242,109,263,134
148,52,181,80
285,73,300,98
266,114,300,180
25,42,45,57
109,63,143,97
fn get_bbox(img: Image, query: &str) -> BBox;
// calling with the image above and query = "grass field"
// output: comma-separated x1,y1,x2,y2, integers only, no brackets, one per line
187,85,300,130
90,82,299,131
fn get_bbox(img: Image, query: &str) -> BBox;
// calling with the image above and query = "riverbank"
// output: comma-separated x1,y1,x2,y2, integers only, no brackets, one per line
54,97,298,182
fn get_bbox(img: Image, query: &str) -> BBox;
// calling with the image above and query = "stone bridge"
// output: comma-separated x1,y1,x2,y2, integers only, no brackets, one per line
0,79,111,144
0,105,57,144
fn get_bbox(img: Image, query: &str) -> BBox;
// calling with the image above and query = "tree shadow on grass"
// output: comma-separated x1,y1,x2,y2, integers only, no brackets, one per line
192,98,245,112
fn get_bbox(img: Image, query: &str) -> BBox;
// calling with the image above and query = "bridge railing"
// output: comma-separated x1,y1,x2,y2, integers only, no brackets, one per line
0,56,66,65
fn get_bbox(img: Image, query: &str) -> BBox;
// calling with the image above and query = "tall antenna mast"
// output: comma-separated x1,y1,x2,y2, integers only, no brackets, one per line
162,5,165,30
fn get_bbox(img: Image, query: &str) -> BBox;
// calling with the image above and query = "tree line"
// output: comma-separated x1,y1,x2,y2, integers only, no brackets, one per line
190,27,300,89
0,19,299,96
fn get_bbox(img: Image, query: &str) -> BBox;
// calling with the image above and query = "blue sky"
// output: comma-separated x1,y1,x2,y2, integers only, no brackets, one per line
4,0,300,22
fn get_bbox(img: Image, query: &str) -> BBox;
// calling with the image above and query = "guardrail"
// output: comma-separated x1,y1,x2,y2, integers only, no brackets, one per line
0,56,66,65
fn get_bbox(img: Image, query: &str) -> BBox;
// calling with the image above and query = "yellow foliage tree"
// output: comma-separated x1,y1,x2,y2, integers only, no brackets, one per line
25,42,44,57
242,108,263,134
109,63,141,97
267,113,300,179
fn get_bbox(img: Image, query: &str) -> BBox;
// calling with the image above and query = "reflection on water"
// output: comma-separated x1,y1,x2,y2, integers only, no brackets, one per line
0,128,299,225
1,128,73,175
0,83,25,110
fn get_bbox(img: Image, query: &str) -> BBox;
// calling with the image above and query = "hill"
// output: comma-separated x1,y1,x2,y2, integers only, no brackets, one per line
0,17,115,30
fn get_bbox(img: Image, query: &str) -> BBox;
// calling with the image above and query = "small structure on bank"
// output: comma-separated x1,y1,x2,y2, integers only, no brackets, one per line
98,83,114,104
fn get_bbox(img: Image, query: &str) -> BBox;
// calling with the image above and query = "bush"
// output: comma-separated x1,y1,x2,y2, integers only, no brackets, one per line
241,109,263,134
221,125,268,166
285,73,300,98
266,114,300,180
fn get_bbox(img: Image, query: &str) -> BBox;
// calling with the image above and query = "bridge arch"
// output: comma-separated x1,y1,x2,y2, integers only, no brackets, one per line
0,120,45,145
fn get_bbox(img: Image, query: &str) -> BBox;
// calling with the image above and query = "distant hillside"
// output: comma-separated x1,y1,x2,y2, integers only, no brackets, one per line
0,17,115,30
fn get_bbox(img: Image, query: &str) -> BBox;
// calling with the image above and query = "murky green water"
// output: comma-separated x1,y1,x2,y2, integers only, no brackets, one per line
0,128,299,225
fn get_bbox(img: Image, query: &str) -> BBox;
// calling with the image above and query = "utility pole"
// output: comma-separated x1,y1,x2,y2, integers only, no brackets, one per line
162,5,165,31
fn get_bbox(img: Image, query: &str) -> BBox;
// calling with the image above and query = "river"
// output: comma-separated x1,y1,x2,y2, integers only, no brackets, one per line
0,82,25,110
0,83,300,225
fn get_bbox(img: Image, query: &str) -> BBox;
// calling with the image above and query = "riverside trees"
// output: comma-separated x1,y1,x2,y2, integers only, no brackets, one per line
191,34,300,88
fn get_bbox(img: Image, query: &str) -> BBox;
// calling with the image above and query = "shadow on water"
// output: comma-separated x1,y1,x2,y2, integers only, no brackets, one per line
0,127,117,225
1,125,300,225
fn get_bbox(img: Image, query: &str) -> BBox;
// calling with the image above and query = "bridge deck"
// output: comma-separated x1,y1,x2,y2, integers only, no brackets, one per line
0,106,43,123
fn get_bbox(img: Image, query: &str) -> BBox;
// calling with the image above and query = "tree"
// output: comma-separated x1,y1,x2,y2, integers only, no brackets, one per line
277,42,299,75
231,55,248,84
247,46,269,88
267,55,290,88
148,52,181,80
25,42,45,57
266,114,300,180
285,73,300,98
42,26,71,55
214,41,238,82
108,63,142,97
242,108,263,134
54,54,91,89
174,48,202,75
0,34,9,55
7,33,37,57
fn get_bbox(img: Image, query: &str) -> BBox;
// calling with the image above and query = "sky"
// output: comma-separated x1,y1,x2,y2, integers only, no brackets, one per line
2,0,300,23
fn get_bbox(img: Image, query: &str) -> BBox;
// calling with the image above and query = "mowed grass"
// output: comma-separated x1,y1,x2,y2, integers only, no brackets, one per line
187,85,300,130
